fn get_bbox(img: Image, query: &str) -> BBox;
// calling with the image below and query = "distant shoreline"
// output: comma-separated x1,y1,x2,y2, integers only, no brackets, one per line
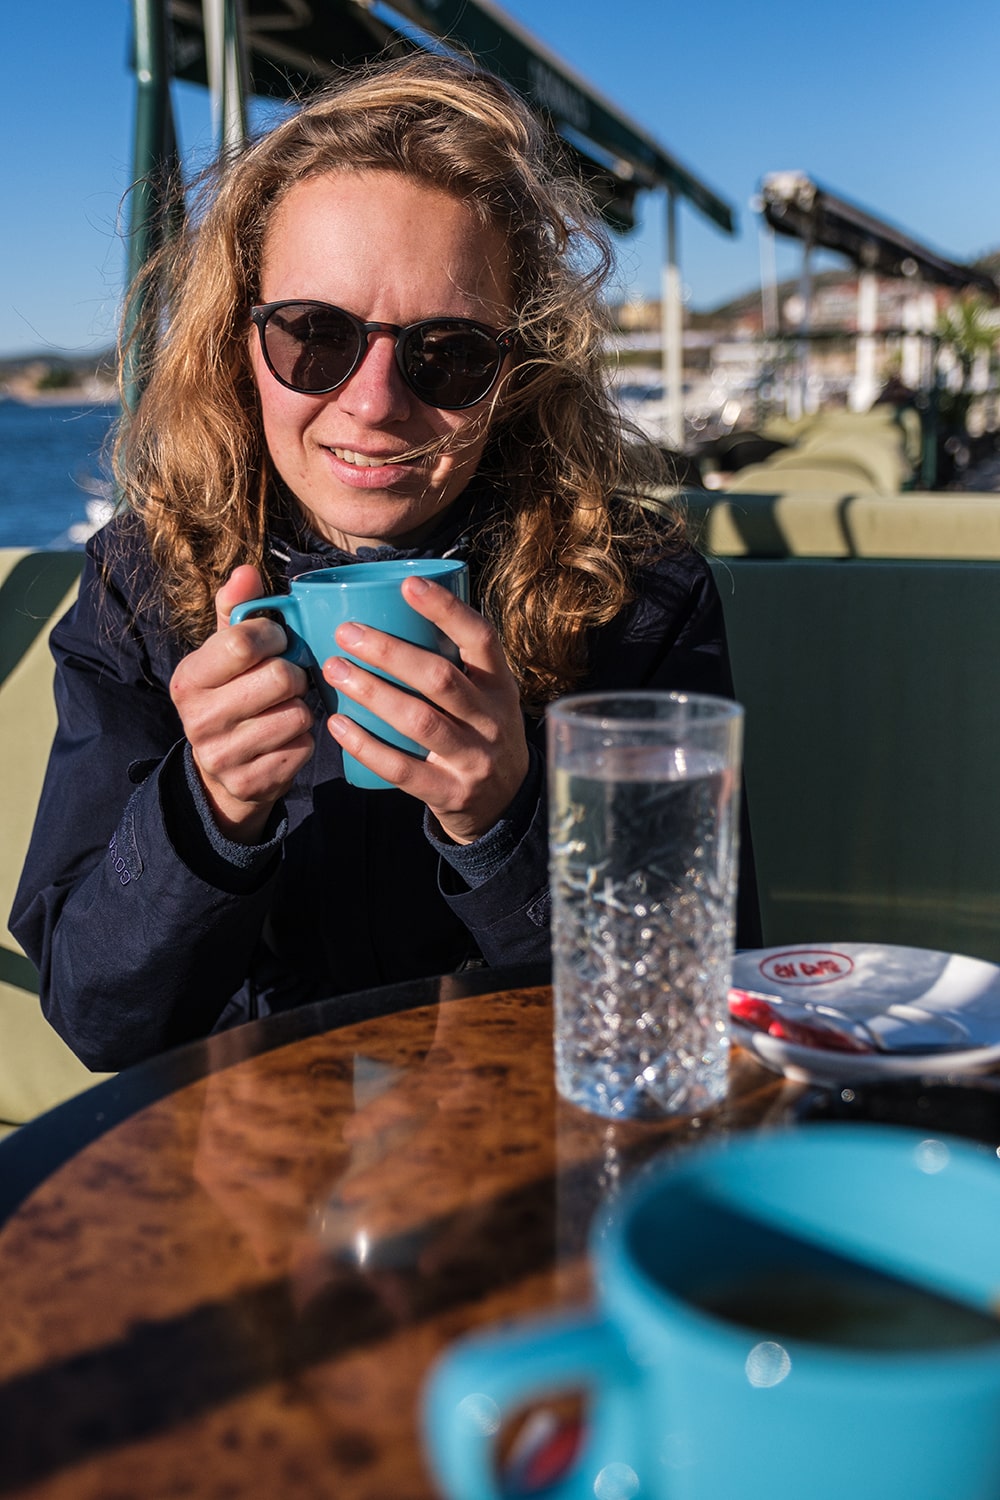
0,387,119,409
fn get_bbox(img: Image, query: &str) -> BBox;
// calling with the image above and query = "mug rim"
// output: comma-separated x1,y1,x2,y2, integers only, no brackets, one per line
599,1123,1000,1372
290,558,468,586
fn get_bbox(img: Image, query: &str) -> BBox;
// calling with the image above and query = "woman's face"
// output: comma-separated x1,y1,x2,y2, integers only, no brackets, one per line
251,170,512,552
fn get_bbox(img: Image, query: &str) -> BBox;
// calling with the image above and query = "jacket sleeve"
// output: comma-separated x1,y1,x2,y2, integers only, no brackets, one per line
434,544,760,961
9,534,280,1071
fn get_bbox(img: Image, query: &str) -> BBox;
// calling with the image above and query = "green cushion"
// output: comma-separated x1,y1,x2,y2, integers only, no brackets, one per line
794,435,907,495
733,409,910,495
0,977,112,1129
846,494,1000,559
0,550,114,1129
682,491,856,557
725,462,876,495
682,490,1000,560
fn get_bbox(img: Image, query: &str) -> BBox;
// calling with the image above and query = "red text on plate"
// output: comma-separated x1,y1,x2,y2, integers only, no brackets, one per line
760,950,855,986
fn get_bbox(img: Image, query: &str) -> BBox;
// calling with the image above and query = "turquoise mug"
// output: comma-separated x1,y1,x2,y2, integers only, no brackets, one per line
424,1124,1000,1500
230,558,468,790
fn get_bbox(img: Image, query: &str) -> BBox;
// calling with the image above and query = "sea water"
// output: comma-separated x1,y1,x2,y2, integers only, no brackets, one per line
0,399,119,548
550,746,738,1118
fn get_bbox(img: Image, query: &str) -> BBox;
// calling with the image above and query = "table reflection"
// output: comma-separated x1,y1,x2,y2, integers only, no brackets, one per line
0,969,803,1498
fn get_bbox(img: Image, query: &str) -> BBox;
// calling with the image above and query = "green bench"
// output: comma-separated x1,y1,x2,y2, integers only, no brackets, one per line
717,407,918,497
0,550,113,1136
675,491,1000,961
683,489,1000,561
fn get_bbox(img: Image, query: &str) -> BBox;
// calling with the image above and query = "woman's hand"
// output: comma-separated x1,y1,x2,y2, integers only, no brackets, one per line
322,574,530,844
169,565,315,843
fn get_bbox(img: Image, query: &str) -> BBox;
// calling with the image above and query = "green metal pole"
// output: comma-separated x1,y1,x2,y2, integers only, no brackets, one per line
124,0,180,410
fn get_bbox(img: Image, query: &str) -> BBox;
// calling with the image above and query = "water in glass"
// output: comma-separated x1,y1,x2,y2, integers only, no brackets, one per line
550,744,738,1118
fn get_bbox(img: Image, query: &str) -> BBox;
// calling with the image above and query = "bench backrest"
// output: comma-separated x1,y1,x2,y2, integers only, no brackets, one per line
681,489,1000,561
711,552,1000,962
0,550,112,1131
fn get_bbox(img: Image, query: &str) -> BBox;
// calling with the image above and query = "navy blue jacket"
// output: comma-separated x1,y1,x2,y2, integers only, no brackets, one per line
11,494,757,1071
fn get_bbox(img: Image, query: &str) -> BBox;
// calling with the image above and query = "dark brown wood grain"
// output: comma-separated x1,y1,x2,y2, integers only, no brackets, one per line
0,977,800,1498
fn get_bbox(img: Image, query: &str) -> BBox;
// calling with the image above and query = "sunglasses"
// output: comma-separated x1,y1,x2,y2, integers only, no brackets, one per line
250,299,516,411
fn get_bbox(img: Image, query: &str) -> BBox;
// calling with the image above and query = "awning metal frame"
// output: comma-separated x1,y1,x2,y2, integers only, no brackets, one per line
761,172,997,299
759,171,998,420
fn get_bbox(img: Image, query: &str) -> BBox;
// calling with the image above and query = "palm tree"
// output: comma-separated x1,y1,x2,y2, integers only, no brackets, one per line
936,294,999,391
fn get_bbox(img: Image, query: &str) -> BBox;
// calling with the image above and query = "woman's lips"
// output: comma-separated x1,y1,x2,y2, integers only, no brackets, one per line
322,445,422,487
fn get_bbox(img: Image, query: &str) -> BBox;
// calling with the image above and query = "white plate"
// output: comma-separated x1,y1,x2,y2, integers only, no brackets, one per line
730,943,1000,1084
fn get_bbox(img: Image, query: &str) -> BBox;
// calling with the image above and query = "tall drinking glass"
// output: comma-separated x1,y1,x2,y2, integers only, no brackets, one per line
547,691,743,1119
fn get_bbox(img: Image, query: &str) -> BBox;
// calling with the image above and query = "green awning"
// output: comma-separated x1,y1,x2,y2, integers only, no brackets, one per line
163,0,735,236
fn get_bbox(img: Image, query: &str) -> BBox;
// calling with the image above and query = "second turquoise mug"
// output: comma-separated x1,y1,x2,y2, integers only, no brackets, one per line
424,1123,1000,1500
230,558,469,790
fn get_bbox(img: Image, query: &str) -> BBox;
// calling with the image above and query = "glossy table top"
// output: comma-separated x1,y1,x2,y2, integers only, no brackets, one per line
0,966,808,1498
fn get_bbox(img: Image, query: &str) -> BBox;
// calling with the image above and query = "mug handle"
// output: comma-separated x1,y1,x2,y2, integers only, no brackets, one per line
228,595,314,672
423,1313,642,1500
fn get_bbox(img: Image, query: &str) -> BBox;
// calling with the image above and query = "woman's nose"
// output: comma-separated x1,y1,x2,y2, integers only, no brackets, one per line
336,330,412,424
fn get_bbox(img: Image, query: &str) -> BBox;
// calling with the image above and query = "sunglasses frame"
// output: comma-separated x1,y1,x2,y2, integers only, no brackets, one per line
250,299,516,411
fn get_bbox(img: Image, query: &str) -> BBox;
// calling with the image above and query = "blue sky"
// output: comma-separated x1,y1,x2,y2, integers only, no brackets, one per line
3,0,998,358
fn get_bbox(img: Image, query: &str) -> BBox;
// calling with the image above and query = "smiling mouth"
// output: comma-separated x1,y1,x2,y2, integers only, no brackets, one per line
331,447,405,468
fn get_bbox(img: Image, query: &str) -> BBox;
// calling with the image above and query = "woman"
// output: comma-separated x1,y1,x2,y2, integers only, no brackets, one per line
12,55,756,1071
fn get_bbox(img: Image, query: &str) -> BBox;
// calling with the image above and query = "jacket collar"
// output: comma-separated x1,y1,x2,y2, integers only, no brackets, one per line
265,474,502,581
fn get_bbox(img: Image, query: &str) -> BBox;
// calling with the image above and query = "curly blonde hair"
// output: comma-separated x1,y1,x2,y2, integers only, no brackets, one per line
116,53,682,707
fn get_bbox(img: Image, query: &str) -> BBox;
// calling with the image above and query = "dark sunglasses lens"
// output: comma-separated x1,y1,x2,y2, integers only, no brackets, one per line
262,304,361,393
401,322,503,407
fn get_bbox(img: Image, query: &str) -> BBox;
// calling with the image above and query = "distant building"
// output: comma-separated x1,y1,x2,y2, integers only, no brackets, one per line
607,263,999,427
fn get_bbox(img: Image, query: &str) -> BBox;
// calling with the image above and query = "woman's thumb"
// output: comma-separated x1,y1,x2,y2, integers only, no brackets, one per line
215,565,265,630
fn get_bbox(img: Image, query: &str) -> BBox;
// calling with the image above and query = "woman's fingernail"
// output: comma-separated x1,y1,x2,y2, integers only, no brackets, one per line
327,657,351,682
337,622,363,647
407,575,429,595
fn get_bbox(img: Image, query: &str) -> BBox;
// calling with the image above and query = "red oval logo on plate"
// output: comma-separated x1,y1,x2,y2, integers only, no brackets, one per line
759,949,855,986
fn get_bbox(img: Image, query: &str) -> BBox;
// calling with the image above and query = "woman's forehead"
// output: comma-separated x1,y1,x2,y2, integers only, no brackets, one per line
259,169,512,318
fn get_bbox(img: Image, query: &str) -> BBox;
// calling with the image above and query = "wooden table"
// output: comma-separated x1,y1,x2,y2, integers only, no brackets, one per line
0,965,807,1499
